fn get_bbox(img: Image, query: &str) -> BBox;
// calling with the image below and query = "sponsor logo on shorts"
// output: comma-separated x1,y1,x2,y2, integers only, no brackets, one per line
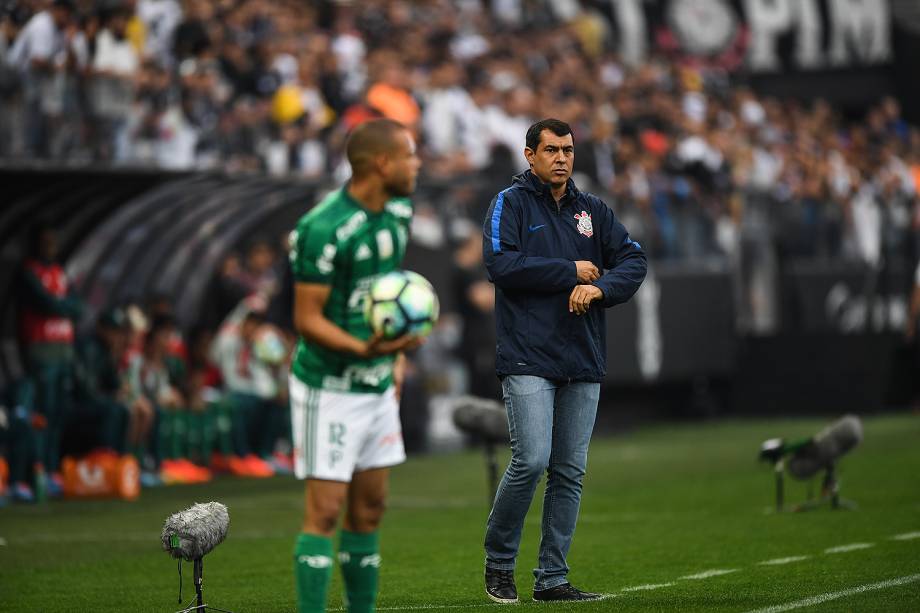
380,432,403,446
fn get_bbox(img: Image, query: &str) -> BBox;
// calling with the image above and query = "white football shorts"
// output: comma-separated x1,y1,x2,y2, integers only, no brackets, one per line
289,375,406,481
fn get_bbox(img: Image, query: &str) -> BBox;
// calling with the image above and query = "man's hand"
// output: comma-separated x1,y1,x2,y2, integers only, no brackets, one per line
569,285,604,315
574,261,600,284
359,331,423,358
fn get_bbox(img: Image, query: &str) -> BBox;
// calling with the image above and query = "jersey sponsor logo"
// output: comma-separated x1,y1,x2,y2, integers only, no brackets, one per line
376,229,394,259
574,211,593,237
329,449,344,467
342,362,393,387
322,375,351,391
347,276,377,311
355,243,373,261
337,211,368,242
385,200,412,219
298,554,334,568
317,243,337,274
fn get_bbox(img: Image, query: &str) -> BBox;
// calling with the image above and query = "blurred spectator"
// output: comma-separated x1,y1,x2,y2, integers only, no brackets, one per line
89,6,138,161
126,314,210,485
73,308,133,455
209,298,281,477
452,230,499,400
16,222,83,497
6,0,81,157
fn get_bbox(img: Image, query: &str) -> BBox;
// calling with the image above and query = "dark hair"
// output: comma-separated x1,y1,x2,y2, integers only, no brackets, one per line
27,221,56,257
525,118,573,152
346,118,408,177
147,314,177,345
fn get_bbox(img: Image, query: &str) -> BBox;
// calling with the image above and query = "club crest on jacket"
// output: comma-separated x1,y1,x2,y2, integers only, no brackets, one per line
574,211,593,237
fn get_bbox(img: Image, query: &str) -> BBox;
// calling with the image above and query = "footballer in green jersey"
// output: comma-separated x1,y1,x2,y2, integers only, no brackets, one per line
288,119,422,613
289,188,413,394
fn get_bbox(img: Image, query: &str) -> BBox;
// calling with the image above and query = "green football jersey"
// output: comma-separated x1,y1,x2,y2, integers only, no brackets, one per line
289,187,412,393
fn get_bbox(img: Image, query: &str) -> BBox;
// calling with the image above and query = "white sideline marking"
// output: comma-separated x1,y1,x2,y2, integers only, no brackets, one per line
679,569,739,580
742,573,920,613
621,582,675,592
331,605,494,612
891,531,920,541
331,597,620,612
824,543,874,554
758,556,810,566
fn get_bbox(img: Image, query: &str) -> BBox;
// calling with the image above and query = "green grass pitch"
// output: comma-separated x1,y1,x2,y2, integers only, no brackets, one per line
1,413,918,612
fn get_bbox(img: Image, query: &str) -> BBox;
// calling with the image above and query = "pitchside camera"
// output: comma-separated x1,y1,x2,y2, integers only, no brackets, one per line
759,415,863,512
451,396,510,505
162,501,234,613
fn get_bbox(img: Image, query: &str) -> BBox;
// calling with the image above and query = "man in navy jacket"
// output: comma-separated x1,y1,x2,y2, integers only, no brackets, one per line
481,118,646,603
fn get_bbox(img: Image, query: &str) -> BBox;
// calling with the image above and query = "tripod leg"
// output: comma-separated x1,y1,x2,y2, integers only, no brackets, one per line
195,558,204,608
774,460,784,512
823,465,839,508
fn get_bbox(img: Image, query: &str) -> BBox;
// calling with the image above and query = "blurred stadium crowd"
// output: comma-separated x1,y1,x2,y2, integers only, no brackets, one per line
2,0,919,266
2,0,920,502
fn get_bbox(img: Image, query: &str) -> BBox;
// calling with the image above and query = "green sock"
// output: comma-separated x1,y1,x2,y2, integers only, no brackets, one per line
294,533,334,613
339,530,380,613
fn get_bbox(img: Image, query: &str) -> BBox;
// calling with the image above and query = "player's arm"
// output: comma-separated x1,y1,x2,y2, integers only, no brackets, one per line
294,283,419,358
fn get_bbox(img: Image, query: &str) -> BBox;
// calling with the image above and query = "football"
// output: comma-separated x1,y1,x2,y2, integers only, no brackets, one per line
364,270,440,340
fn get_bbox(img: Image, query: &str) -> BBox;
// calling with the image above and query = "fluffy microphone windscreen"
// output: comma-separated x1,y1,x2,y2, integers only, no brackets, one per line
162,501,230,561
788,415,863,480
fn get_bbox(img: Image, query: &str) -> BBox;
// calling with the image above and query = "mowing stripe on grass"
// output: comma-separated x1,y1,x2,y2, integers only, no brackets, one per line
742,573,920,613
891,531,920,541
621,582,675,592
758,556,810,566
824,542,874,554
5,528,292,544
679,569,739,580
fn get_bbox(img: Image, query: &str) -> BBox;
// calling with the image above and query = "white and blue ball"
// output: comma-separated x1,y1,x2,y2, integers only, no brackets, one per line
364,270,439,340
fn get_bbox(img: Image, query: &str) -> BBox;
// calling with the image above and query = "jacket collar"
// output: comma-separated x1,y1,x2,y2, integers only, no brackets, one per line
512,170,580,207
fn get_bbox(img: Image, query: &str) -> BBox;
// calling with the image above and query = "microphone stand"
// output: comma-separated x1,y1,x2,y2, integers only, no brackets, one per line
175,556,235,613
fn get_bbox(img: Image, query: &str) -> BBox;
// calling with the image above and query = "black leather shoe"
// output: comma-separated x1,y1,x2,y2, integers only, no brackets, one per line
533,583,604,602
485,568,518,604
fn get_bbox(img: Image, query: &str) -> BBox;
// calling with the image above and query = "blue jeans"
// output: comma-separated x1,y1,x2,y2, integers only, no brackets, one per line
484,375,600,590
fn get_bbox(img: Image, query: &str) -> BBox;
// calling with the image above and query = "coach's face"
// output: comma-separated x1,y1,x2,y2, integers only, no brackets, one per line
526,130,574,189
382,130,421,197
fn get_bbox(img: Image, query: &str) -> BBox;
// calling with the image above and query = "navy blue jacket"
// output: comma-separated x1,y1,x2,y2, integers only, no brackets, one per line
482,170,647,382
